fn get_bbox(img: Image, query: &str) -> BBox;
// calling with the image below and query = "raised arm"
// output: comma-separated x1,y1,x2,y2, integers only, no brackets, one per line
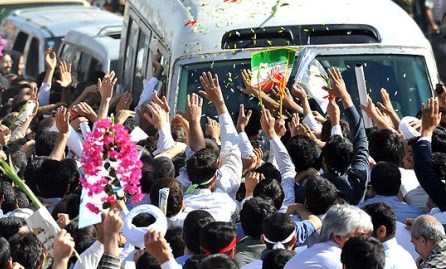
49,107,70,160
38,48,57,106
97,71,117,120
412,98,446,210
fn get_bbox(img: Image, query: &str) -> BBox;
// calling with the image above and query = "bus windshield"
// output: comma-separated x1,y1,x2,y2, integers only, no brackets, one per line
178,54,431,120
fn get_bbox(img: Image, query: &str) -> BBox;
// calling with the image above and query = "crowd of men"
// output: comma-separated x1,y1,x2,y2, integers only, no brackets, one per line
0,45,446,269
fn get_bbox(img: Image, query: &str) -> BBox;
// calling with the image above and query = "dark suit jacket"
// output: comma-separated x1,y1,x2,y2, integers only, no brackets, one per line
412,139,446,211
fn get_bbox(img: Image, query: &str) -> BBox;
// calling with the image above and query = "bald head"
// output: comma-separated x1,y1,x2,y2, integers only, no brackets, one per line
411,215,445,259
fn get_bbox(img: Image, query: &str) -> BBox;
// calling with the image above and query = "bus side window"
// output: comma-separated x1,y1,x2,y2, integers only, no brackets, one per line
132,28,151,97
123,18,138,92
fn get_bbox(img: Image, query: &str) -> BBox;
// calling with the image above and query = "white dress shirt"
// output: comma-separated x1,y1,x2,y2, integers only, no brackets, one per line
395,221,419,260
269,137,296,207
73,240,104,269
183,188,239,222
383,238,417,269
284,241,342,269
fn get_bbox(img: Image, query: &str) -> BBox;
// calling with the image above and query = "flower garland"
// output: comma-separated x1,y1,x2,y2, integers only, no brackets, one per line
80,118,143,213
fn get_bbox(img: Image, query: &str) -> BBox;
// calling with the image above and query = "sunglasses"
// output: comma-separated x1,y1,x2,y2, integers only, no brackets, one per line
435,83,444,95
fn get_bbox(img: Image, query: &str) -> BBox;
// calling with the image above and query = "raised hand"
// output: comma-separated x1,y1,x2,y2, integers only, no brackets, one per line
115,92,133,114
274,116,286,138
44,48,57,71
421,97,442,138
238,69,257,96
236,104,252,133
199,71,224,105
287,113,300,137
98,71,117,100
55,106,70,135
260,106,277,140
326,98,340,126
116,109,136,125
143,103,168,130
52,229,75,268
205,116,220,141
245,171,261,197
74,102,97,122
152,90,170,113
56,61,73,88
185,93,203,123
144,229,174,264
292,84,307,101
326,68,348,99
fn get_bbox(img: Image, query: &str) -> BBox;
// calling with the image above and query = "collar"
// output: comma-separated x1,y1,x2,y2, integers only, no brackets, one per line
382,237,398,251
192,189,212,195
39,197,62,208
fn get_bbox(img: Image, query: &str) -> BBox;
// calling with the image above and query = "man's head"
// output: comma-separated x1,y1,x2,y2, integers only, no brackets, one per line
261,213,297,251
240,197,277,239
261,249,295,269
34,131,59,157
304,176,340,215
199,254,238,269
286,135,320,173
0,54,13,75
0,217,28,240
200,222,237,258
0,237,11,269
141,156,176,193
0,181,16,214
370,161,401,196
368,129,404,166
9,233,44,269
411,215,446,260
253,178,284,210
321,135,353,175
183,210,215,255
34,159,73,198
341,235,385,269
320,204,373,247
363,203,397,243
186,148,219,188
149,177,184,218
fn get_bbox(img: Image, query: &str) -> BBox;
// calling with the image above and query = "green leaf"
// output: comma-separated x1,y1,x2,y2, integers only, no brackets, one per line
280,3,289,6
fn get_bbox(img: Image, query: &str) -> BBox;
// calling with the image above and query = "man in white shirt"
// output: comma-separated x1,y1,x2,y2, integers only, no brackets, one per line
363,202,417,269
284,204,373,269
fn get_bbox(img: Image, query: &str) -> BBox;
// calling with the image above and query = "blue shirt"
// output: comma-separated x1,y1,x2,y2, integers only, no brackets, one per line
359,195,424,223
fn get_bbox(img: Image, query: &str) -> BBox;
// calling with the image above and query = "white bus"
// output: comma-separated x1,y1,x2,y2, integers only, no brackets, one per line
119,0,439,118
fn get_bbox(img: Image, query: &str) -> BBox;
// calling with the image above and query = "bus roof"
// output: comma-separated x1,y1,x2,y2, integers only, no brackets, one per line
128,0,429,60
5,6,122,38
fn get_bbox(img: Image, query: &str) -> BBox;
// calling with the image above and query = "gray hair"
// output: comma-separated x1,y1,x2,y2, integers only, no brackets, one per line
411,215,446,244
320,204,373,242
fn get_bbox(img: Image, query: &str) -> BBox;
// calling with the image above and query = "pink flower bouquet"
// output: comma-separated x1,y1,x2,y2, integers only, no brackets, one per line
80,118,143,213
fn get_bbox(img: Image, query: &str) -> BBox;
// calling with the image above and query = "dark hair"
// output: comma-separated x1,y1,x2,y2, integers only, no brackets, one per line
253,178,284,210
0,181,16,214
240,197,277,238
287,135,320,173
0,217,27,240
432,152,446,183
172,157,185,178
9,233,44,269
187,148,218,185
183,210,215,254
255,162,281,182
432,126,446,153
132,213,156,227
51,193,81,220
165,226,185,258
368,129,404,166
35,131,59,156
363,203,397,240
149,177,183,217
34,159,72,198
200,222,236,255
0,237,10,268
184,254,206,269
14,187,30,208
305,176,340,215
341,235,385,269
262,249,295,269
321,135,353,174
135,252,161,269
322,118,351,142
199,254,238,269
370,162,401,196
140,156,175,193
262,213,295,250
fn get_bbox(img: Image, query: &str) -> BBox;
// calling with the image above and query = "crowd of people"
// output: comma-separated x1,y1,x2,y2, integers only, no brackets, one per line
0,44,446,269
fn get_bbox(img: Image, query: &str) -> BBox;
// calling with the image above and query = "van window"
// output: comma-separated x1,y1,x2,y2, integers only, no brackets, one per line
13,31,28,53
178,54,431,119
123,18,138,92
25,37,40,79
77,53,91,83
133,30,151,96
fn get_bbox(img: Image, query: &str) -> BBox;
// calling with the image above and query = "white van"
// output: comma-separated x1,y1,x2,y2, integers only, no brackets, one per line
1,6,121,79
119,0,438,118
58,23,122,84
0,0,90,19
